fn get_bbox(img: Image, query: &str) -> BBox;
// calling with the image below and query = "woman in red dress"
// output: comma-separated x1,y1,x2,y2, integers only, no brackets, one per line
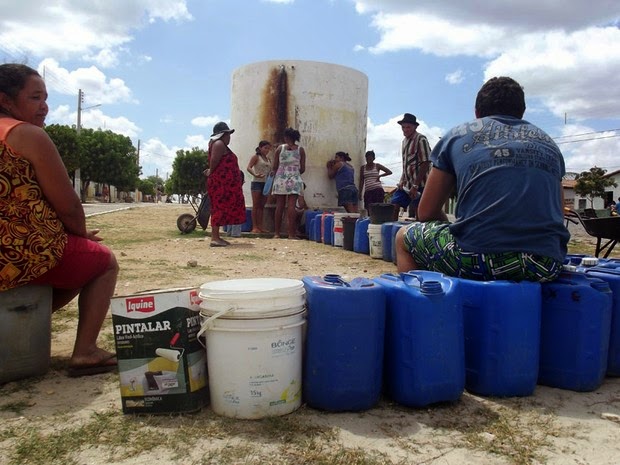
206,122,246,247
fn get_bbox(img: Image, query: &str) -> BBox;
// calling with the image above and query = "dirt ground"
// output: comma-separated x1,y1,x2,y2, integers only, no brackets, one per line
1,203,619,465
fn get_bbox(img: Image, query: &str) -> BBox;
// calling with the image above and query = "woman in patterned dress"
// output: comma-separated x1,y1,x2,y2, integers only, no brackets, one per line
0,64,119,377
271,127,306,239
206,122,246,246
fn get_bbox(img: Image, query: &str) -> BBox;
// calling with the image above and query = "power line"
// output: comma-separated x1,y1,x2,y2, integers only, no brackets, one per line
552,128,620,140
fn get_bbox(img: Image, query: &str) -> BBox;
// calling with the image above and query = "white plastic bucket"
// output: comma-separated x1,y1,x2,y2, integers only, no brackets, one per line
333,213,360,247
198,278,306,419
368,224,383,259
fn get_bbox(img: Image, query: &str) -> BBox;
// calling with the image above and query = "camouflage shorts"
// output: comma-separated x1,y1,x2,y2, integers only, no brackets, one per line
402,221,563,282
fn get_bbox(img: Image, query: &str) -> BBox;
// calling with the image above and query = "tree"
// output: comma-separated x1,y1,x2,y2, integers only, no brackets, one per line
574,166,617,208
138,175,165,200
78,128,139,199
167,147,208,195
45,124,79,176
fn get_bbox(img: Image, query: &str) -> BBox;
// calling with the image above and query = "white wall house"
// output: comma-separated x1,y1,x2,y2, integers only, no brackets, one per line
563,169,620,211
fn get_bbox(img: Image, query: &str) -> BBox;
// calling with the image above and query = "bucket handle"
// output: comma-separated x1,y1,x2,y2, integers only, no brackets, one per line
197,305,237,342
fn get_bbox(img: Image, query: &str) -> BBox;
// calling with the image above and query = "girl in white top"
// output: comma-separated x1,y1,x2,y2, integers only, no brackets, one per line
358,150,392,210
246,140,272,233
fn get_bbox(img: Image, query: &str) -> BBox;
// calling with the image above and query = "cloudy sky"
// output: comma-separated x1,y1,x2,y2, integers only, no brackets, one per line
1,0,618,184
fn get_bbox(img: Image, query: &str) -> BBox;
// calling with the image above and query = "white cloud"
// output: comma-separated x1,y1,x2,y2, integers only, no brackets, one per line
354,1,620,121
484,27,620,121
39,58,136,105
47,105,141,139
367,12,507,57
85,49,120,69
139,138,180,178
0,0,192,63
554,124,620,173
353,1,618,30
186,135,210,148
445,69,464,85
191,116,221,128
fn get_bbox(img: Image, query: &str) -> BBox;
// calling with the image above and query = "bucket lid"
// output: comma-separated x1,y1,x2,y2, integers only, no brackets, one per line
580,257,599,267
199,278,305,319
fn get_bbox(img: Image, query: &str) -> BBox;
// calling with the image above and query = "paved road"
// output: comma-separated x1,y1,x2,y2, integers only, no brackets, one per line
82,202,161,217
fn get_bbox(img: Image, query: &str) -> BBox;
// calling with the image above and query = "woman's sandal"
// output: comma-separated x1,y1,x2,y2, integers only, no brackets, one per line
67,353,117,378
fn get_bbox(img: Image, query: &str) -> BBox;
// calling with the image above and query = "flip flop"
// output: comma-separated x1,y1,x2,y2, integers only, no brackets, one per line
67,353,118,378
210,240,228,247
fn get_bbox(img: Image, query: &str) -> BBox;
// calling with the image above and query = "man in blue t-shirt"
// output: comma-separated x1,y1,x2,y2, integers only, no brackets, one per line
395,76,570,282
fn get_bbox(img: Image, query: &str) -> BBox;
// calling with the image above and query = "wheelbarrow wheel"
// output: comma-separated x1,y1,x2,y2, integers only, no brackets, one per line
177,213,197,234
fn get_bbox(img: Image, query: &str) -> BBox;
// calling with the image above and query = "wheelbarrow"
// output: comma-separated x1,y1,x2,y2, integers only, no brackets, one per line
565,209,620,258
176,193,210,234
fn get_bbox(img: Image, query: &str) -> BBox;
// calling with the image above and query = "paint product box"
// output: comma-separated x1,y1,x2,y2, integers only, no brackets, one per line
111,287,208,414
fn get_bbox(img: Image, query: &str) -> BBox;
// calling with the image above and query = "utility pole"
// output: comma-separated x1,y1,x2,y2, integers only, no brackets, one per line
135,139,141,202
74,89,84,198
75,89,102,201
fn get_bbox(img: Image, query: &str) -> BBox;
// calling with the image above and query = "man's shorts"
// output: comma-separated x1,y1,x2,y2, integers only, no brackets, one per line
338,186,359,206
402,221,562,282
391,187,423,209
30,234,113,289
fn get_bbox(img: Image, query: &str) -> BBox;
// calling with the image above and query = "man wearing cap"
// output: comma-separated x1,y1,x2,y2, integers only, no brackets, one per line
394,113,432,219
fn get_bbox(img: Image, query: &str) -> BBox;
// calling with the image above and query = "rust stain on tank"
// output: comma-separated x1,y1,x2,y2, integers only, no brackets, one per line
259,65,289,143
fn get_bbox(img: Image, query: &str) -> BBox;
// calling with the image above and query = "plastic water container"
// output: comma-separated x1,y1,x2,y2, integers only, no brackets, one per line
333,213,359,247
381,222,398,262
342,216,358,251
241,208,253,232
369,203,395,224
354,217,370,254
321,213,334,245
305,210,322,241
302,274,386,411
539,272,612,391
199,278,306,419
460,279,542,397
564,254,590,266
585,265,620,375
374,271,464,407
0,285,52,384
308,217,317,242
368,224,383,259
313,214,322,243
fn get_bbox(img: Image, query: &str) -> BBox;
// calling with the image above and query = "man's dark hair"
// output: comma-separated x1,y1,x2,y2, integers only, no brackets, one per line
475,76,526,119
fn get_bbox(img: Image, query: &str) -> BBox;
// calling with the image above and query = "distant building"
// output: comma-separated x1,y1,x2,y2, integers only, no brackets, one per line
565,169,620,211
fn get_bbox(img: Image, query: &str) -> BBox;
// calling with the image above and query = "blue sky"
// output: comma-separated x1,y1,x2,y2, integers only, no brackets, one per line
1,0,619,185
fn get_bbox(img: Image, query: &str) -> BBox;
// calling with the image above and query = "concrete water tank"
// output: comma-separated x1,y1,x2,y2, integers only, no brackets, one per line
229,60,368,210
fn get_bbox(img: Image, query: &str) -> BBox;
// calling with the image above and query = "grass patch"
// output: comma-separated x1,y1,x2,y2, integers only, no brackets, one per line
0,401,34,415
460,404,564,465
4,408,395,465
